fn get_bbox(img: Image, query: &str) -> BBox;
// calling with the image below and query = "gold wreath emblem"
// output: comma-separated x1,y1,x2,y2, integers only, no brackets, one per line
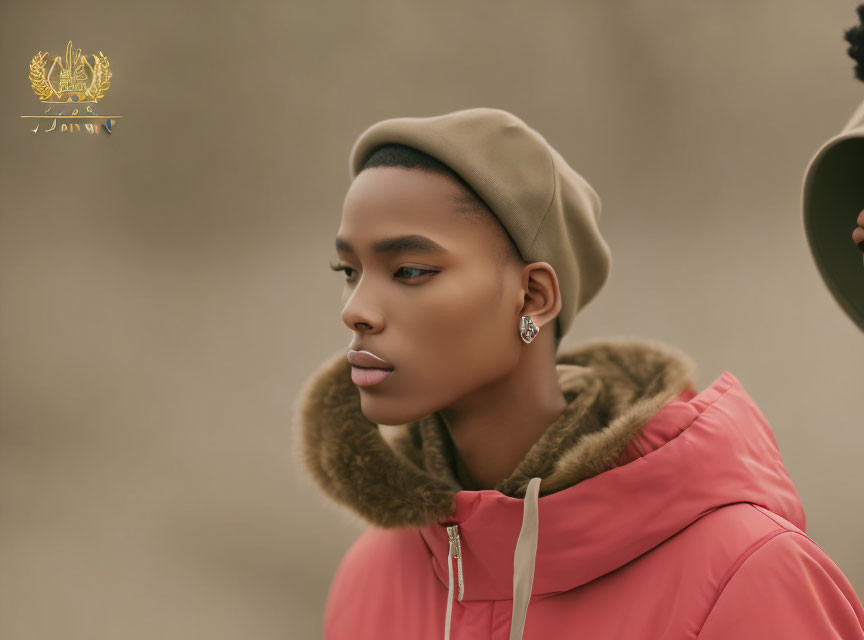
28,47,112,102
28,51,53,101
85,51,112,101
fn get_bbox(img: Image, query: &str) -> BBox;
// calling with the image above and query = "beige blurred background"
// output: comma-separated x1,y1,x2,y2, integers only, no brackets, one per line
1,1,863,638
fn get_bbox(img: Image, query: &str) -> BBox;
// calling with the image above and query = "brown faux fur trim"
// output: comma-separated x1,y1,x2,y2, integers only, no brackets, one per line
291,337,697,529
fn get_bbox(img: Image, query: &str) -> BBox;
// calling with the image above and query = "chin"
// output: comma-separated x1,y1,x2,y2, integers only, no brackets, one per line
358,391,438,427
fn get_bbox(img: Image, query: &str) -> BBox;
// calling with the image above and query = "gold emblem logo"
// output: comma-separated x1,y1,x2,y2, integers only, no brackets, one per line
21,40,122,134
29,40,112,103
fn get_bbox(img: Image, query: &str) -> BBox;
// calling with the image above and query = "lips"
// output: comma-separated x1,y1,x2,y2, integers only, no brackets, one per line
347,349,394,370
347,349,395,387
350,366,393,387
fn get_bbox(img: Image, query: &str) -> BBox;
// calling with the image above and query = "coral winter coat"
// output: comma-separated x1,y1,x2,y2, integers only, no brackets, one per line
294,338,864,639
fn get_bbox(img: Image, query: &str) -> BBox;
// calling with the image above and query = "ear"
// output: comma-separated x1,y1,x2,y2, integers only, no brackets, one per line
518,261,562,331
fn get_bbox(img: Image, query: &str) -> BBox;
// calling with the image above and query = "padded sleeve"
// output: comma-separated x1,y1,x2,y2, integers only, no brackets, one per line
697,531,864,639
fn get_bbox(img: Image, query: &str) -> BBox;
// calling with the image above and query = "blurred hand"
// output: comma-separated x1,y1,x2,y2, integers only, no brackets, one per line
855,209,864,251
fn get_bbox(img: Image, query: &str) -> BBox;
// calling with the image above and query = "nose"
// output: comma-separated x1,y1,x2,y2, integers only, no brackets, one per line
340,281,385,333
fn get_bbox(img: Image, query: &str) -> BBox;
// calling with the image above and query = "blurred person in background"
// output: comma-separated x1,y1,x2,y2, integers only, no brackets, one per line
804,3,864,333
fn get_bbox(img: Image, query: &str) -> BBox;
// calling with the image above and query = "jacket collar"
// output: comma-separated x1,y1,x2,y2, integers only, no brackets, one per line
293,337,698,529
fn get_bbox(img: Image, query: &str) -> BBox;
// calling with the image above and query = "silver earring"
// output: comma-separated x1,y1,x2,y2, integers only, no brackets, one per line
519,315,539,343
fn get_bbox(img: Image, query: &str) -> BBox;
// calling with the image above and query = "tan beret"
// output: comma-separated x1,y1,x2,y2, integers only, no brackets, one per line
802,98,864,333
347,107,612,341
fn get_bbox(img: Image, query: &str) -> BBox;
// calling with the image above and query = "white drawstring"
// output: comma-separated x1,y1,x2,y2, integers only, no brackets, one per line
443,476,542,640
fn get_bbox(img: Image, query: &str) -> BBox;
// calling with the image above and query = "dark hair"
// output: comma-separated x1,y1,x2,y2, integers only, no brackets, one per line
359,143,563,347
844,4,864,81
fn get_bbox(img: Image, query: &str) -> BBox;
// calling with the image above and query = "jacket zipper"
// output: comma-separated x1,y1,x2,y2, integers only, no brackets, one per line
445,523,464,601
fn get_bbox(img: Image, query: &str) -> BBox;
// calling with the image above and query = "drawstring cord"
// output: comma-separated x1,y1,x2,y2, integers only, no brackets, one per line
443,476,542,640
509,476,542,639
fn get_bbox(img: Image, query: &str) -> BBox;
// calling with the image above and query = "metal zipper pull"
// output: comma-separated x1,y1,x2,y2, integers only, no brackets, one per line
445,523,464,601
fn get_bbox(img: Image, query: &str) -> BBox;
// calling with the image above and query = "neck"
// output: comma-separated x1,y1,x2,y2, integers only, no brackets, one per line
438,340,567,491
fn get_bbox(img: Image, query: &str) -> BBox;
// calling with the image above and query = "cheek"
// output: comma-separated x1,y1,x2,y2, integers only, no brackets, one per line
360,275,520,424
412,272,508,327
405,274,516,369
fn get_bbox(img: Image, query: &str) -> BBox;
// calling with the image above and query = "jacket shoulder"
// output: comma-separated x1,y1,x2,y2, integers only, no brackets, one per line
695,522,864,639
324,527,437,638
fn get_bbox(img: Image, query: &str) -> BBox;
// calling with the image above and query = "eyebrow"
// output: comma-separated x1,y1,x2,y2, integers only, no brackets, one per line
334,234,449,257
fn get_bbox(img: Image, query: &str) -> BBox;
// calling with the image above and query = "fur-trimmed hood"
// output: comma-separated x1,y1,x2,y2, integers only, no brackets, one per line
295,337,810,640
292,337,700,529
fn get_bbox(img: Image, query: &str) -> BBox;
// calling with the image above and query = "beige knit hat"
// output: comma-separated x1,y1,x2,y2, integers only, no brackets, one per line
347,107,612,341
801,98,864,333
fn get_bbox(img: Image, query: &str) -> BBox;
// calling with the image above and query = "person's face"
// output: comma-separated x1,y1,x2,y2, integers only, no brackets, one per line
333,167,528,425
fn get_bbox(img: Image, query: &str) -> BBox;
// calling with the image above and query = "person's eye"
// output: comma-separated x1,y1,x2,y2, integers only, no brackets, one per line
329,262,357,281
394,266,438,282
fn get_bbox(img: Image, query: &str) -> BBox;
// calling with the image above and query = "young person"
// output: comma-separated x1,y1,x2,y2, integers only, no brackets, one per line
293,107,864,639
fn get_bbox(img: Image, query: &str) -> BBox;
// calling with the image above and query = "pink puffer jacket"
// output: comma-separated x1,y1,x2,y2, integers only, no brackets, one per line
294,339,864,639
